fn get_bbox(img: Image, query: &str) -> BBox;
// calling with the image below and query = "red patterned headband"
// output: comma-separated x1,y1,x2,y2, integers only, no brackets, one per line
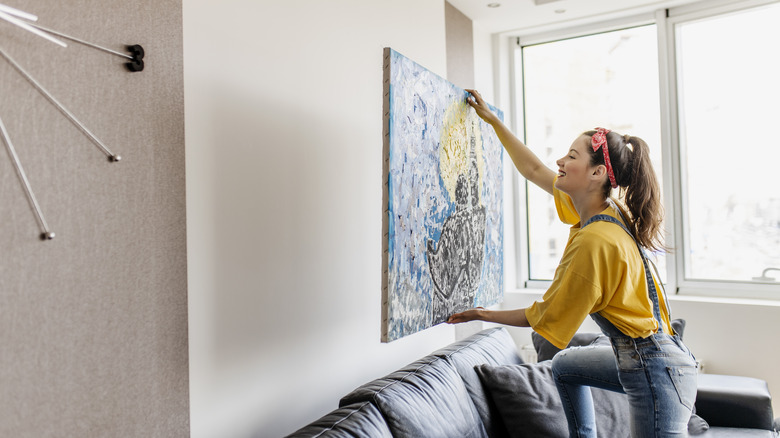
591,127,617,188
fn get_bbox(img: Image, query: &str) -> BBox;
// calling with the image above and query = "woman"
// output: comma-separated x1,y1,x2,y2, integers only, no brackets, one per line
448,90,697,437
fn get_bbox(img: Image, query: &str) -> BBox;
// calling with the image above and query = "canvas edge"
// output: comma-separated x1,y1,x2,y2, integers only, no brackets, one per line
381,47,391,342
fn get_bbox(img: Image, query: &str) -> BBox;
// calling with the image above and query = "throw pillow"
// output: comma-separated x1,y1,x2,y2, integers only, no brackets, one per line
671,318,686,339
476,361,630,438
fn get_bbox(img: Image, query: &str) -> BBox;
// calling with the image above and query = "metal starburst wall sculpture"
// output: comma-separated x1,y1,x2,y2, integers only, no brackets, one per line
0,3,144,240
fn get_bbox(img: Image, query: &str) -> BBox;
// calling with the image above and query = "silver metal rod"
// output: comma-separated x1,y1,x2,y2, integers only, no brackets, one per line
27,22,133,60
0,3,38,21
0,114,54,239
0,9,67,47
0,45,120,161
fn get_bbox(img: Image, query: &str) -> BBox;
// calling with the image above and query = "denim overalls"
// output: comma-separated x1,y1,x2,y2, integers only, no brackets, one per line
551,213,698,438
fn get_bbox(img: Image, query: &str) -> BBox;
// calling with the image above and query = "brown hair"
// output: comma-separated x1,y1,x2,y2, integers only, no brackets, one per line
584,129,665,251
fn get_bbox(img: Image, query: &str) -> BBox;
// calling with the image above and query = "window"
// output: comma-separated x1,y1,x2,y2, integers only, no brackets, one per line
513,0,780,297
521,25,663,281
675,3,780,284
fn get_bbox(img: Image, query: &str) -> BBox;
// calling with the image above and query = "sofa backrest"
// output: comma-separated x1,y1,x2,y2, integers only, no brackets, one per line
339,354,489,438
284,401,392,438
337,327,522,438
432,327,524,438
696,373,775,430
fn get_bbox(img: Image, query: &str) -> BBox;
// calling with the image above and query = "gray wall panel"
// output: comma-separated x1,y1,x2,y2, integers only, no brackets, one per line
445,1,475,89
0,1,188,436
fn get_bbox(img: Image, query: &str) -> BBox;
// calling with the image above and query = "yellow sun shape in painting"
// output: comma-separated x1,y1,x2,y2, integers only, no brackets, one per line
438,99,485,205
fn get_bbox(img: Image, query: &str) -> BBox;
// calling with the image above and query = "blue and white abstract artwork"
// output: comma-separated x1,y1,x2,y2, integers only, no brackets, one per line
382,48,504,342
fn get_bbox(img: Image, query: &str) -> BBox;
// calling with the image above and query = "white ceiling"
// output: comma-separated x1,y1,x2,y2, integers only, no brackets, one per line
446,0,702,34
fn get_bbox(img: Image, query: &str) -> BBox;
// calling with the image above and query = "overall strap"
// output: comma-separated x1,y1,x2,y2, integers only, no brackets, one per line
582,213,665,334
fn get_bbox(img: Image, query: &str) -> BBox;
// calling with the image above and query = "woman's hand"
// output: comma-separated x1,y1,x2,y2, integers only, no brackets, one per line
447,307,485,324
465,89,499,125
465,88,556,195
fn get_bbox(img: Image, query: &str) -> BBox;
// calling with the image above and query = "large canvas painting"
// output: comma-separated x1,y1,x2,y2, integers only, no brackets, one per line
382,48,504,342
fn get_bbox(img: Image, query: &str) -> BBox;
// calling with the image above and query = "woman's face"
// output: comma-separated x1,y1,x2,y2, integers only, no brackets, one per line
554,134,600,195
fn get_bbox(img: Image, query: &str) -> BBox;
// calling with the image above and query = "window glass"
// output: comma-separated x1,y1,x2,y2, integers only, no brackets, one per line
676,4,780,282
522,25,663,280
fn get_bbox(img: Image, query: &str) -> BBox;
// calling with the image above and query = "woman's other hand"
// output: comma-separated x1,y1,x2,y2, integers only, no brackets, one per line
465,89,499,125
448,307,532,328
447,307,485,324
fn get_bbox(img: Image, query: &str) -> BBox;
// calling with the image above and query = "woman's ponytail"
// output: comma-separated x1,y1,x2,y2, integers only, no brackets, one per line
621,136,664,252
586,130,665,251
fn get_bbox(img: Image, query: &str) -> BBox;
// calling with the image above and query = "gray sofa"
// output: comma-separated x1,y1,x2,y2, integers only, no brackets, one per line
286,327,778,437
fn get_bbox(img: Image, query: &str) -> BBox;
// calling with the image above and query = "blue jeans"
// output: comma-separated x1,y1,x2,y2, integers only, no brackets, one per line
552,333,697,437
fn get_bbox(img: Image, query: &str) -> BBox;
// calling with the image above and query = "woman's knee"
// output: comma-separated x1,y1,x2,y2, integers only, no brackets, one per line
550,347,573,378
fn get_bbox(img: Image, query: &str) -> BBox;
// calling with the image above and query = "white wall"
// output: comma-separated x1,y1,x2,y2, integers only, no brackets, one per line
183,1,469,437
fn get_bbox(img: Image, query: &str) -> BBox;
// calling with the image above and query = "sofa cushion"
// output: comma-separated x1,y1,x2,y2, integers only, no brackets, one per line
284,402,391,438
340,356,488,438
476,361,630,438
694,427,779,437
433,327,524,438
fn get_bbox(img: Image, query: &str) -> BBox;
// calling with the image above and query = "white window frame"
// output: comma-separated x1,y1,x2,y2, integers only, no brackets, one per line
662,0,780,299
507,0,780,300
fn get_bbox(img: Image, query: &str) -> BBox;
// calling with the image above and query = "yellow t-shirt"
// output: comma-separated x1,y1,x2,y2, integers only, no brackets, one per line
525,181,673,349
